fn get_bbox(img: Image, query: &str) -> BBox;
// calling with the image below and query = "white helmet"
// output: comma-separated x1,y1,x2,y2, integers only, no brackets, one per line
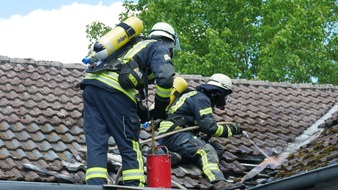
207,73,232,91
149,22,176,44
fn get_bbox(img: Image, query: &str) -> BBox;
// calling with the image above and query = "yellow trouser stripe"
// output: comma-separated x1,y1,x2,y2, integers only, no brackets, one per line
133,140,144,172
197,149,221,181
121,140,145,183
86,167,108,181
122,169,145,182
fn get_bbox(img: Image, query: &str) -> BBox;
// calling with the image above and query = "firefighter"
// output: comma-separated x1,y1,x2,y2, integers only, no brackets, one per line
158,73,243,190
81,22,179,187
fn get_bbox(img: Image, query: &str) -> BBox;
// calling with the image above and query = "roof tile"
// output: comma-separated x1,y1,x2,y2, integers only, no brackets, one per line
0,56,338,189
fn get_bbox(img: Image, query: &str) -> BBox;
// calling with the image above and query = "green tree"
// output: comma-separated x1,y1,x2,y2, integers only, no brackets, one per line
85,0,338,85
257,0,338,84
85,21,112,51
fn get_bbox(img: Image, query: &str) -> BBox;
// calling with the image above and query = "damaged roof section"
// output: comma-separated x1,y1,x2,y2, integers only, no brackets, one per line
249,108,338,190
0,56,338,189
277,108,338,178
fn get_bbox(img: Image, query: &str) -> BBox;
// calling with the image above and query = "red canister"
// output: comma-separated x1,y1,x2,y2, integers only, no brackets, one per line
146,146,171,188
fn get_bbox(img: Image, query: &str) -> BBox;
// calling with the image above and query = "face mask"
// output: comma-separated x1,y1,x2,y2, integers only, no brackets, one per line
215,95,229,110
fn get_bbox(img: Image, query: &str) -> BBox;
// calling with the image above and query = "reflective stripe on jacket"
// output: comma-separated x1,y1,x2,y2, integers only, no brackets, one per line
85,71,137,103
161,90,225,137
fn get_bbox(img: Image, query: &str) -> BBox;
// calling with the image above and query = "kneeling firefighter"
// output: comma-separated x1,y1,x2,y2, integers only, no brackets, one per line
80,17,180,187
158,73,243,190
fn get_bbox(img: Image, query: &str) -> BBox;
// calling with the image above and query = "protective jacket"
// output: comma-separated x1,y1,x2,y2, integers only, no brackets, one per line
82,39,175,114
159,90,240,137
158,90,241,184
81,39,175,186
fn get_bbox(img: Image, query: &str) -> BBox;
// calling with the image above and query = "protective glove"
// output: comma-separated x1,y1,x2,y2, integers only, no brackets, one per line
200,133,212,142
137,103,149,123
218,122,243,137
229,122,243,135
151,96,169,120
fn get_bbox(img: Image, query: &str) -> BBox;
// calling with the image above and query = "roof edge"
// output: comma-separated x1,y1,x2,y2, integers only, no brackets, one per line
0,55,86,70
249,163,338,190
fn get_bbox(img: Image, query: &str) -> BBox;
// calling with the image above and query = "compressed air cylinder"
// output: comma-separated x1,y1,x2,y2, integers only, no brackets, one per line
90,16,143,61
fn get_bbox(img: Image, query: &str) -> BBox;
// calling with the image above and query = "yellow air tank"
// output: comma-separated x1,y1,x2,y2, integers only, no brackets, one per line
86,16,143,62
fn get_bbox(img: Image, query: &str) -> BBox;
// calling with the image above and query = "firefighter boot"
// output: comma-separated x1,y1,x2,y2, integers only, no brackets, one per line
170,152,182,166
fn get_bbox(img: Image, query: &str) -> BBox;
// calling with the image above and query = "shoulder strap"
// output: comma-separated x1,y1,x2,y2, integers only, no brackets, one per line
165,116,189,133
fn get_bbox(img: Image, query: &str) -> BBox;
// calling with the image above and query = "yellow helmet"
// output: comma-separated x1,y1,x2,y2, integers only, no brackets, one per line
168,77,188,108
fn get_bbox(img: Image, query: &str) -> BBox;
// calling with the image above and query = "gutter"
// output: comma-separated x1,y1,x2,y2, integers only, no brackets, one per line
248,162,338,190
0,180,176,190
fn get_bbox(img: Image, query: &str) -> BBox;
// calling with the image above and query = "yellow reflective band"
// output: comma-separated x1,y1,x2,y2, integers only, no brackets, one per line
128,74,138,87
123,40,156,60
117,140,145,183
158,121,176,133
85,72,137,103
147,73,155,81
199,107,212,116
203,163,220,181
227,125,233,137
215,124,224,137
155,85,171,98
170,91,197,113
86,167,108,181
197,149,217,181
122,169,145,182
132,140,144,171
164,54,171,61
203,163,219,171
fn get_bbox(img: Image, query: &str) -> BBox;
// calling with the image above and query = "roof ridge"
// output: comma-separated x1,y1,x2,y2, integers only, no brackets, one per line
232,79,338,89
1,56,337,89
0,55,86,70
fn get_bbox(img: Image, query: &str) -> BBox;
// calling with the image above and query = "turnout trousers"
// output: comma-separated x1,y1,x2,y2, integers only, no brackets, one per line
159,132,226,183
83,85,145,186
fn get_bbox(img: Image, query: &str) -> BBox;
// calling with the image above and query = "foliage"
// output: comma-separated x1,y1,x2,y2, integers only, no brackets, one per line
85,21,112,52
85,0,338,85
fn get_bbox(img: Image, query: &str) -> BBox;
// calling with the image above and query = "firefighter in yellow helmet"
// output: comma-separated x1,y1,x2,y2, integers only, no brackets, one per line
158,74,244,190
80,21,179,187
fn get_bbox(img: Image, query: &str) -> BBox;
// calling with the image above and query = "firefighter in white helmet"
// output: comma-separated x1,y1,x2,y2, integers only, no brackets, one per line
81,20,179,187
158,73,244,190
149,22,180,58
